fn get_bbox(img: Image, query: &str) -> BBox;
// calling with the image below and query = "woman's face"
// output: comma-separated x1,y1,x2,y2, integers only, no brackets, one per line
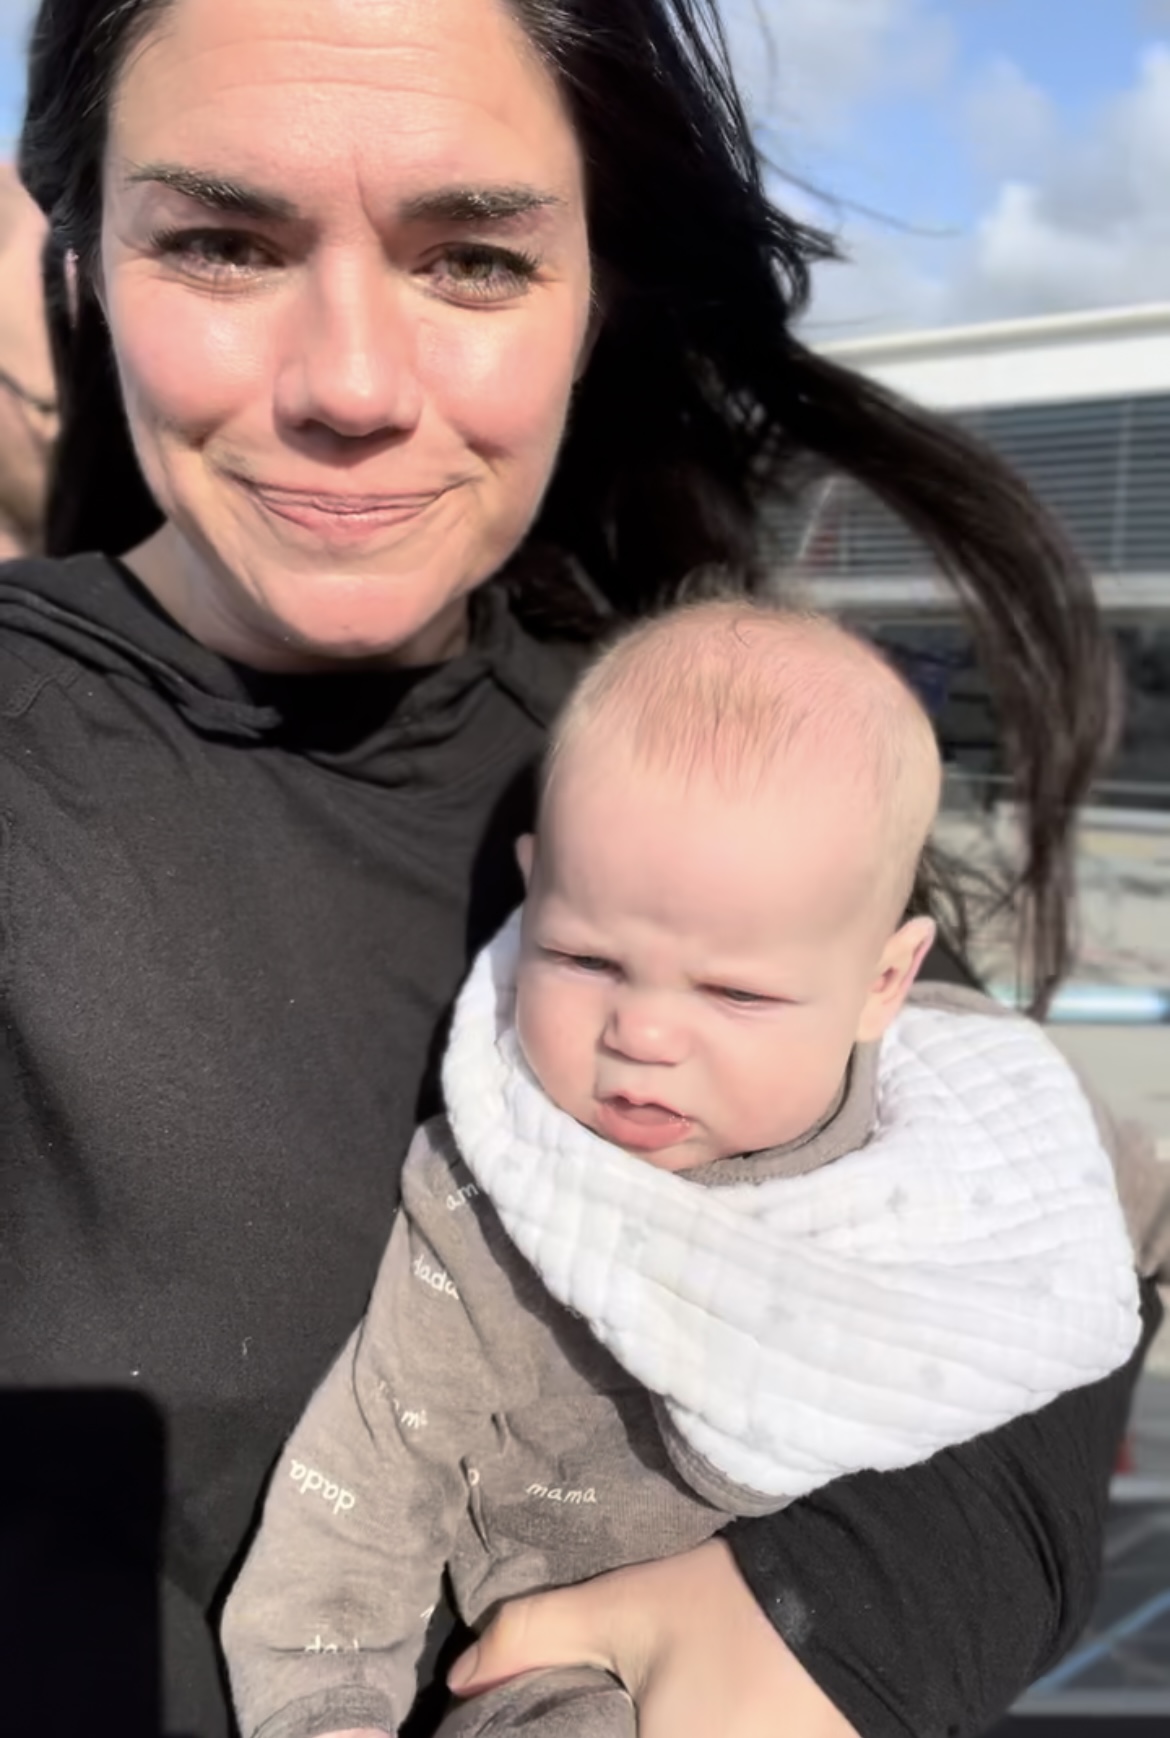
100,0,594,668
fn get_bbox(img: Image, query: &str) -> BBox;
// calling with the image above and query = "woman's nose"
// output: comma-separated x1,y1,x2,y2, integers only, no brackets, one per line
602,993,686,1065
275,252,423,441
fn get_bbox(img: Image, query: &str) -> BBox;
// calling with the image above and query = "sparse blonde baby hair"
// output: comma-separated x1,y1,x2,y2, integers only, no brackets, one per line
545,596,943,925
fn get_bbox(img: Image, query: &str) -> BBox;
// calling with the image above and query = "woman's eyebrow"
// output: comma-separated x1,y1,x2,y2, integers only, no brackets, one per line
397,187,564,225
125,163,298,221
125,165,563,228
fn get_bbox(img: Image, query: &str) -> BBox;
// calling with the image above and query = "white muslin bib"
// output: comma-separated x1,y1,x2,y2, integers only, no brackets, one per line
443,914,1140,1500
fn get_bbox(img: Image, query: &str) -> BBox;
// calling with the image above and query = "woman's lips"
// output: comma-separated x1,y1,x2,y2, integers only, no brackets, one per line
594,1094,693,1153
237,478,454,544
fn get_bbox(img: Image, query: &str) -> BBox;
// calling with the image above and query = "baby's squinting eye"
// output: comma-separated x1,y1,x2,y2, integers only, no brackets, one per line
709,985,778,1006
544,949,615,975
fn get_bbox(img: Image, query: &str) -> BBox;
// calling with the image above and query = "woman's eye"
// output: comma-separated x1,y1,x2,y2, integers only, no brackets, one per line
154,228,275,279
427,244,539,303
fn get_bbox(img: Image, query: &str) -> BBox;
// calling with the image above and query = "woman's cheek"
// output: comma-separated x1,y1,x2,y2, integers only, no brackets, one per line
422,298,582,463
110,280,272,438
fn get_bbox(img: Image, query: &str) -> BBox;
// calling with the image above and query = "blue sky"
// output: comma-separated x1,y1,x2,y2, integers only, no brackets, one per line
1,0,1167,334
726,0,1170,332
0,2,31,152
823,1,1158,225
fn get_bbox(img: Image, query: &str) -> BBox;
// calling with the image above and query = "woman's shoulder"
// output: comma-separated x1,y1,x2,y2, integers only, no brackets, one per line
0,551,173,774
0,552,121,710
0,550,129,664
0,550,123,602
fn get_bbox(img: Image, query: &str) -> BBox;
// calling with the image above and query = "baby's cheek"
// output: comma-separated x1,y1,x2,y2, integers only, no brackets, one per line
516,975,597,1114
724,1032,842,1150
514,976,564,1097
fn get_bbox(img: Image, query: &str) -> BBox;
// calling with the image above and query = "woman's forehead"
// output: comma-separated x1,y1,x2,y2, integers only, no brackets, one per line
107,0,583,208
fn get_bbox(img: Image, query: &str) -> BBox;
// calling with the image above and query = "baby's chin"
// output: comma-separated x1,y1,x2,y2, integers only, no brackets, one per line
618,1140,716,1174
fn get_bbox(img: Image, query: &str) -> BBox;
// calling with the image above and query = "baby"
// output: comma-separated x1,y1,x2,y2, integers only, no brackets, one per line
224,601,1156,1738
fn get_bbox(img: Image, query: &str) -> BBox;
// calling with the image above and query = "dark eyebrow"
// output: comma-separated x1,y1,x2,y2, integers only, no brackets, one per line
126,166,562,228
397,187,563,225
126,164,298,222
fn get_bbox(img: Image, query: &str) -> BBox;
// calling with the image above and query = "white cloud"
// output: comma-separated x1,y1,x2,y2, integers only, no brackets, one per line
802,228,948,336
720,0,966,335
955,43,1170,323
798,37,1170,334
724,0,954,150
962,56,1059,182
723,0,963,340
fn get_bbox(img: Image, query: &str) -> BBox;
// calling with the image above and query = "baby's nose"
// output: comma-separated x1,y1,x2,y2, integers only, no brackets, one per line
603,994,686,1064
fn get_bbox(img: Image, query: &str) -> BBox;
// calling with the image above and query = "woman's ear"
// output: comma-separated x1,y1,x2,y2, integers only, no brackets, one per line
515,833,535,887
855,915,937,1044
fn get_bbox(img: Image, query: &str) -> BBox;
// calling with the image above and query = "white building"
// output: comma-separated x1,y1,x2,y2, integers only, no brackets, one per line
801,302,1170,618
822,300,1170,415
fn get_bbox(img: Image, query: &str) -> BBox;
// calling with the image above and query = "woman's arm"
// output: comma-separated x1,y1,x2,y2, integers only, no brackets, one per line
448,1537,858,1738
449,1277,1161,1738
726,1274,1161,1736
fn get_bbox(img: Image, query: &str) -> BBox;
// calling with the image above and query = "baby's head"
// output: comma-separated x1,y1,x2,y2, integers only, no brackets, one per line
514,599,942,1171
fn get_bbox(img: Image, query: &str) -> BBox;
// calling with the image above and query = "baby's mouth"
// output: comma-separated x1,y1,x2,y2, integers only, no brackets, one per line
595,1094,692,1153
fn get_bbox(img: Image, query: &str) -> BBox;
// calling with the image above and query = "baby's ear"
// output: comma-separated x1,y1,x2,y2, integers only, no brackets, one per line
515,833,536,887
855,915,937,1043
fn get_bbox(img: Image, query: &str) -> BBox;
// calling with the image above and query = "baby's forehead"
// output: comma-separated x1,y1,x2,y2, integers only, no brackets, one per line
544,735,891,878
536,747,899,957
558,700,904,820
545,622,940,935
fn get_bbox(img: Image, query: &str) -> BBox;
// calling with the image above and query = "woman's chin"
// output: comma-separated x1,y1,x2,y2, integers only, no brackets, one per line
246,584,472,669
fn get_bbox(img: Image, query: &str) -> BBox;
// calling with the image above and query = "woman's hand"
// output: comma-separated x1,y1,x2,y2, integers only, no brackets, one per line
448,1539,860,1738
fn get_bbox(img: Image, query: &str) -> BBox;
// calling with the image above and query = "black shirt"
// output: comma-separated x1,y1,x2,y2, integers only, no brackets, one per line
0,554,1157,1738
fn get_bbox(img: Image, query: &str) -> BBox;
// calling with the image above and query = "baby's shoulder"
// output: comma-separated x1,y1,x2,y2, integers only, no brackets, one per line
895,979,1080,1102
400,1116,485,1223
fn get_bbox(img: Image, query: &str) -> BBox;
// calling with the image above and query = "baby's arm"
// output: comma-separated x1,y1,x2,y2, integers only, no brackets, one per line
223,1128,496,1738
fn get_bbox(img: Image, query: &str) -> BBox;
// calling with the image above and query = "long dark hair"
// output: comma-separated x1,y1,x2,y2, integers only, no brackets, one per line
19,0,1114,1012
